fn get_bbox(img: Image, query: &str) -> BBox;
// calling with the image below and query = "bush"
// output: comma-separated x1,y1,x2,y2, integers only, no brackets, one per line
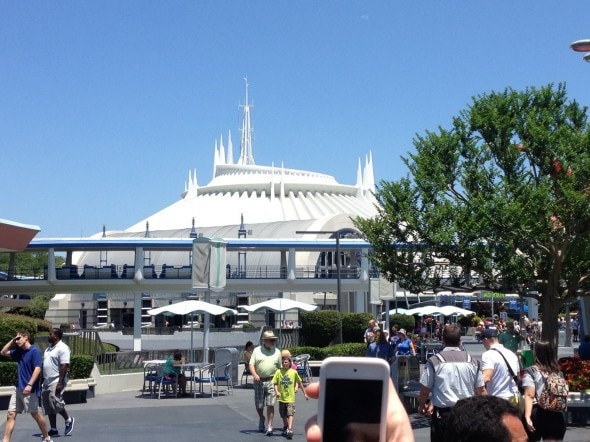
69,354,94,379
0,354,94,387
0,361,17,386
389,313,415,332
300,310,341,346
342,312,373,343
0,313,39,344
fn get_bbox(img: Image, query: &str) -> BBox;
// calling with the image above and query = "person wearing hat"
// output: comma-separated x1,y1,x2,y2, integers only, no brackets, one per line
395,329,416,356
272,352,308,439
481,328,521,407
249,330,282,436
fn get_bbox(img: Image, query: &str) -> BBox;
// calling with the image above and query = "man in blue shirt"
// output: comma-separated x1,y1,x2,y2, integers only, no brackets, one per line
1,331,53,442
579,335,590,361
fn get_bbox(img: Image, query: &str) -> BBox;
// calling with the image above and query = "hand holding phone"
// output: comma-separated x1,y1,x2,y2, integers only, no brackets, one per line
317,357,390,442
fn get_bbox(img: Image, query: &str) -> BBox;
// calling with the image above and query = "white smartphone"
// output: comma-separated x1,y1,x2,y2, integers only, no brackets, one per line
317,357,390,442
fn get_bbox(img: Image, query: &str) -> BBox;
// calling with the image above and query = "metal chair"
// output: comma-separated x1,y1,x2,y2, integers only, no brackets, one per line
214,362,233,396
142,363,159,396
193,363,216,398
294,354,313,384
153,364,178,399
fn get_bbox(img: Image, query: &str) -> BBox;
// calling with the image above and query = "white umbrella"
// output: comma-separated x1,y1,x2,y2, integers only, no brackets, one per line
240,298,318,345
406,305,444,316
148,300,237,362
240,298,318,314
437,305,476,316
148,300,236,317
383,308,412,315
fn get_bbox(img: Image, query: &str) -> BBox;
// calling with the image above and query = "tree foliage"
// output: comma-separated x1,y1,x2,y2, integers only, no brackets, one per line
0,252,64,278
355,83,590,347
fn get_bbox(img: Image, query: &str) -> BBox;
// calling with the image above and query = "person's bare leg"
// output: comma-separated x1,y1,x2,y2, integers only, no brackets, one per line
267,405,274,429
2,411,17,442
30,411,49,439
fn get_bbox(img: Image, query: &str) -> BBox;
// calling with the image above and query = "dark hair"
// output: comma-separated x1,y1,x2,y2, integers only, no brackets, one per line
245,341,254,349
442,324,461,347
533,341,560,373
444,395,521,442
52,328,63,339
173,352,182,361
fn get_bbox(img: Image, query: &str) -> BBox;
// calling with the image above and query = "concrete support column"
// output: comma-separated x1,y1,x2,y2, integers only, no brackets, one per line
360,248,369,281
133,292,142,351
287,248,296,280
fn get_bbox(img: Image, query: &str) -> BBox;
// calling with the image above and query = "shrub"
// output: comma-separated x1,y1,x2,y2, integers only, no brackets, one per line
389,313,415,332
0,313,38,344
560,356,590,392
300,310,341,346
0,361,17,386
342,312,374,343
69,354,94,379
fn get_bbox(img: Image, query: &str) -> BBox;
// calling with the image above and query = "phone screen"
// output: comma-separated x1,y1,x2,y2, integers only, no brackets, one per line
322,378,384,442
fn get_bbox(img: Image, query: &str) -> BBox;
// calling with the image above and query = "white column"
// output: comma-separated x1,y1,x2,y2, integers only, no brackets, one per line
133,292,142,351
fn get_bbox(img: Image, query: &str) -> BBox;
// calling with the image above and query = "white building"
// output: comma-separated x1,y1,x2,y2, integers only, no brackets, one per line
46,85,386,329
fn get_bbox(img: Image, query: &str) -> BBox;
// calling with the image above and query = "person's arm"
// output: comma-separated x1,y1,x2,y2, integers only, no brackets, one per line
23,366,42,396
1,336,18,357
523,385,536,433
482,368,493,385
274,382,280,397
418,385,433,416
298,380,308,400
409,340,416,356
55,361,69,394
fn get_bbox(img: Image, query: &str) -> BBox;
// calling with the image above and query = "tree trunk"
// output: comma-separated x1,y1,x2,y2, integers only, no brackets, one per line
540,288,564,350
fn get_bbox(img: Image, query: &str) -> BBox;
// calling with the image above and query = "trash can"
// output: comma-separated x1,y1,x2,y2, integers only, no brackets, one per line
215,347,239,384
520,349,534,367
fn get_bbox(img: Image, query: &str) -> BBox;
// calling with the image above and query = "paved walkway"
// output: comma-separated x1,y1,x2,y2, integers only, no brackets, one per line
2,338,588,441
2,381,588,442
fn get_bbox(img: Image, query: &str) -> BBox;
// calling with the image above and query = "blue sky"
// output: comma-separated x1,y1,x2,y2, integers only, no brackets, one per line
2,1,590,238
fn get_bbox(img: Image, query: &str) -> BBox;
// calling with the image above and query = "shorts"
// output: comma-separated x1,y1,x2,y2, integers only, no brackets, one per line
8,387,40,414
41,383,66,415
278,402,296,418
254,379,276,408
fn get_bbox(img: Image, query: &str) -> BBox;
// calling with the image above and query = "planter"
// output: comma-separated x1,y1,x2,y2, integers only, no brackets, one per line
567,391,590,426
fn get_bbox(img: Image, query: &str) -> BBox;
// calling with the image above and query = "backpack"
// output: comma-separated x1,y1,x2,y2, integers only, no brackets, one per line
537,370,568,412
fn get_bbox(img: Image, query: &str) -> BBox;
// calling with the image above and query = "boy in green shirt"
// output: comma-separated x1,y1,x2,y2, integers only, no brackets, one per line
272,354,308,439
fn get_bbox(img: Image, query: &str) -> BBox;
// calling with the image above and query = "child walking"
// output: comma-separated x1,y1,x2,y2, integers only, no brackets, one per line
272,352,308,439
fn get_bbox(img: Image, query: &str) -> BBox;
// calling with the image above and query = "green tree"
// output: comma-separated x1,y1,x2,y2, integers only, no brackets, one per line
355,83,590,348
0,252,64,278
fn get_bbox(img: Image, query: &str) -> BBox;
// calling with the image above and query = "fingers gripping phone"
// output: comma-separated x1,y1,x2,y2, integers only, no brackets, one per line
318,357,389,442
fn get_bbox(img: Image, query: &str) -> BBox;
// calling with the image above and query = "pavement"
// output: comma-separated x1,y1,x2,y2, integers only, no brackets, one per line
2,338,588,441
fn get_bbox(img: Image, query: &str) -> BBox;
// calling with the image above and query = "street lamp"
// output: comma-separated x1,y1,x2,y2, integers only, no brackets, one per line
570,39,590,62
296,230,343,343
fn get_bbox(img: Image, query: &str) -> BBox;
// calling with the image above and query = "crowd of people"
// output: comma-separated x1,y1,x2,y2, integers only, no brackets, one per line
359,316,571,441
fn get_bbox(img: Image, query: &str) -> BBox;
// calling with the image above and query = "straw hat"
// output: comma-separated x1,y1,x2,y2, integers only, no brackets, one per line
262,330,278,340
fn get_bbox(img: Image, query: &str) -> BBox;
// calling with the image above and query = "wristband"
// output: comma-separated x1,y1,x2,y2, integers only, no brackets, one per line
26,383,32,387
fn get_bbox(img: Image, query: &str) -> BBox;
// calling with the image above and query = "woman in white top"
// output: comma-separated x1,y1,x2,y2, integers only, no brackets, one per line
522,341,566,441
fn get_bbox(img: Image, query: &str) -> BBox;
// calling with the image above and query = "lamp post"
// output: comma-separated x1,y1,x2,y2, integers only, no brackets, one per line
296,230,343,343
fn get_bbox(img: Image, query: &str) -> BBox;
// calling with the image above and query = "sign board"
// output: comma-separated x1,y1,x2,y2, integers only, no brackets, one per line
509,300,517,310
500,311,508,322
462,298,471,309
482,291,505,299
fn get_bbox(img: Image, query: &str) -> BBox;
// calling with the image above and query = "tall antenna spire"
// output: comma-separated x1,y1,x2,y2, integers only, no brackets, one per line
238,78,255,165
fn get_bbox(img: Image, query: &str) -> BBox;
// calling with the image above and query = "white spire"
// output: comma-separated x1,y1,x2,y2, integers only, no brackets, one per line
227,130,234,164
355,157,364,198
219,134,226,165
238,78,255,165
362,150,375,195
213,139,219,178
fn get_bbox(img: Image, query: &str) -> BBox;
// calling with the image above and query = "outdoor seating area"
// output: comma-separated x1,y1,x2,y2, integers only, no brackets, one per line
142,359,236,399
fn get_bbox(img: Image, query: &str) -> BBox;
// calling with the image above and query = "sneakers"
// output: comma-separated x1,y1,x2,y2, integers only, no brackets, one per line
48,429,59,437
258,418,265,432
281,427,288,436
65,416,75,435
286,429,293,440
266,426,273,436
41,437,53,442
